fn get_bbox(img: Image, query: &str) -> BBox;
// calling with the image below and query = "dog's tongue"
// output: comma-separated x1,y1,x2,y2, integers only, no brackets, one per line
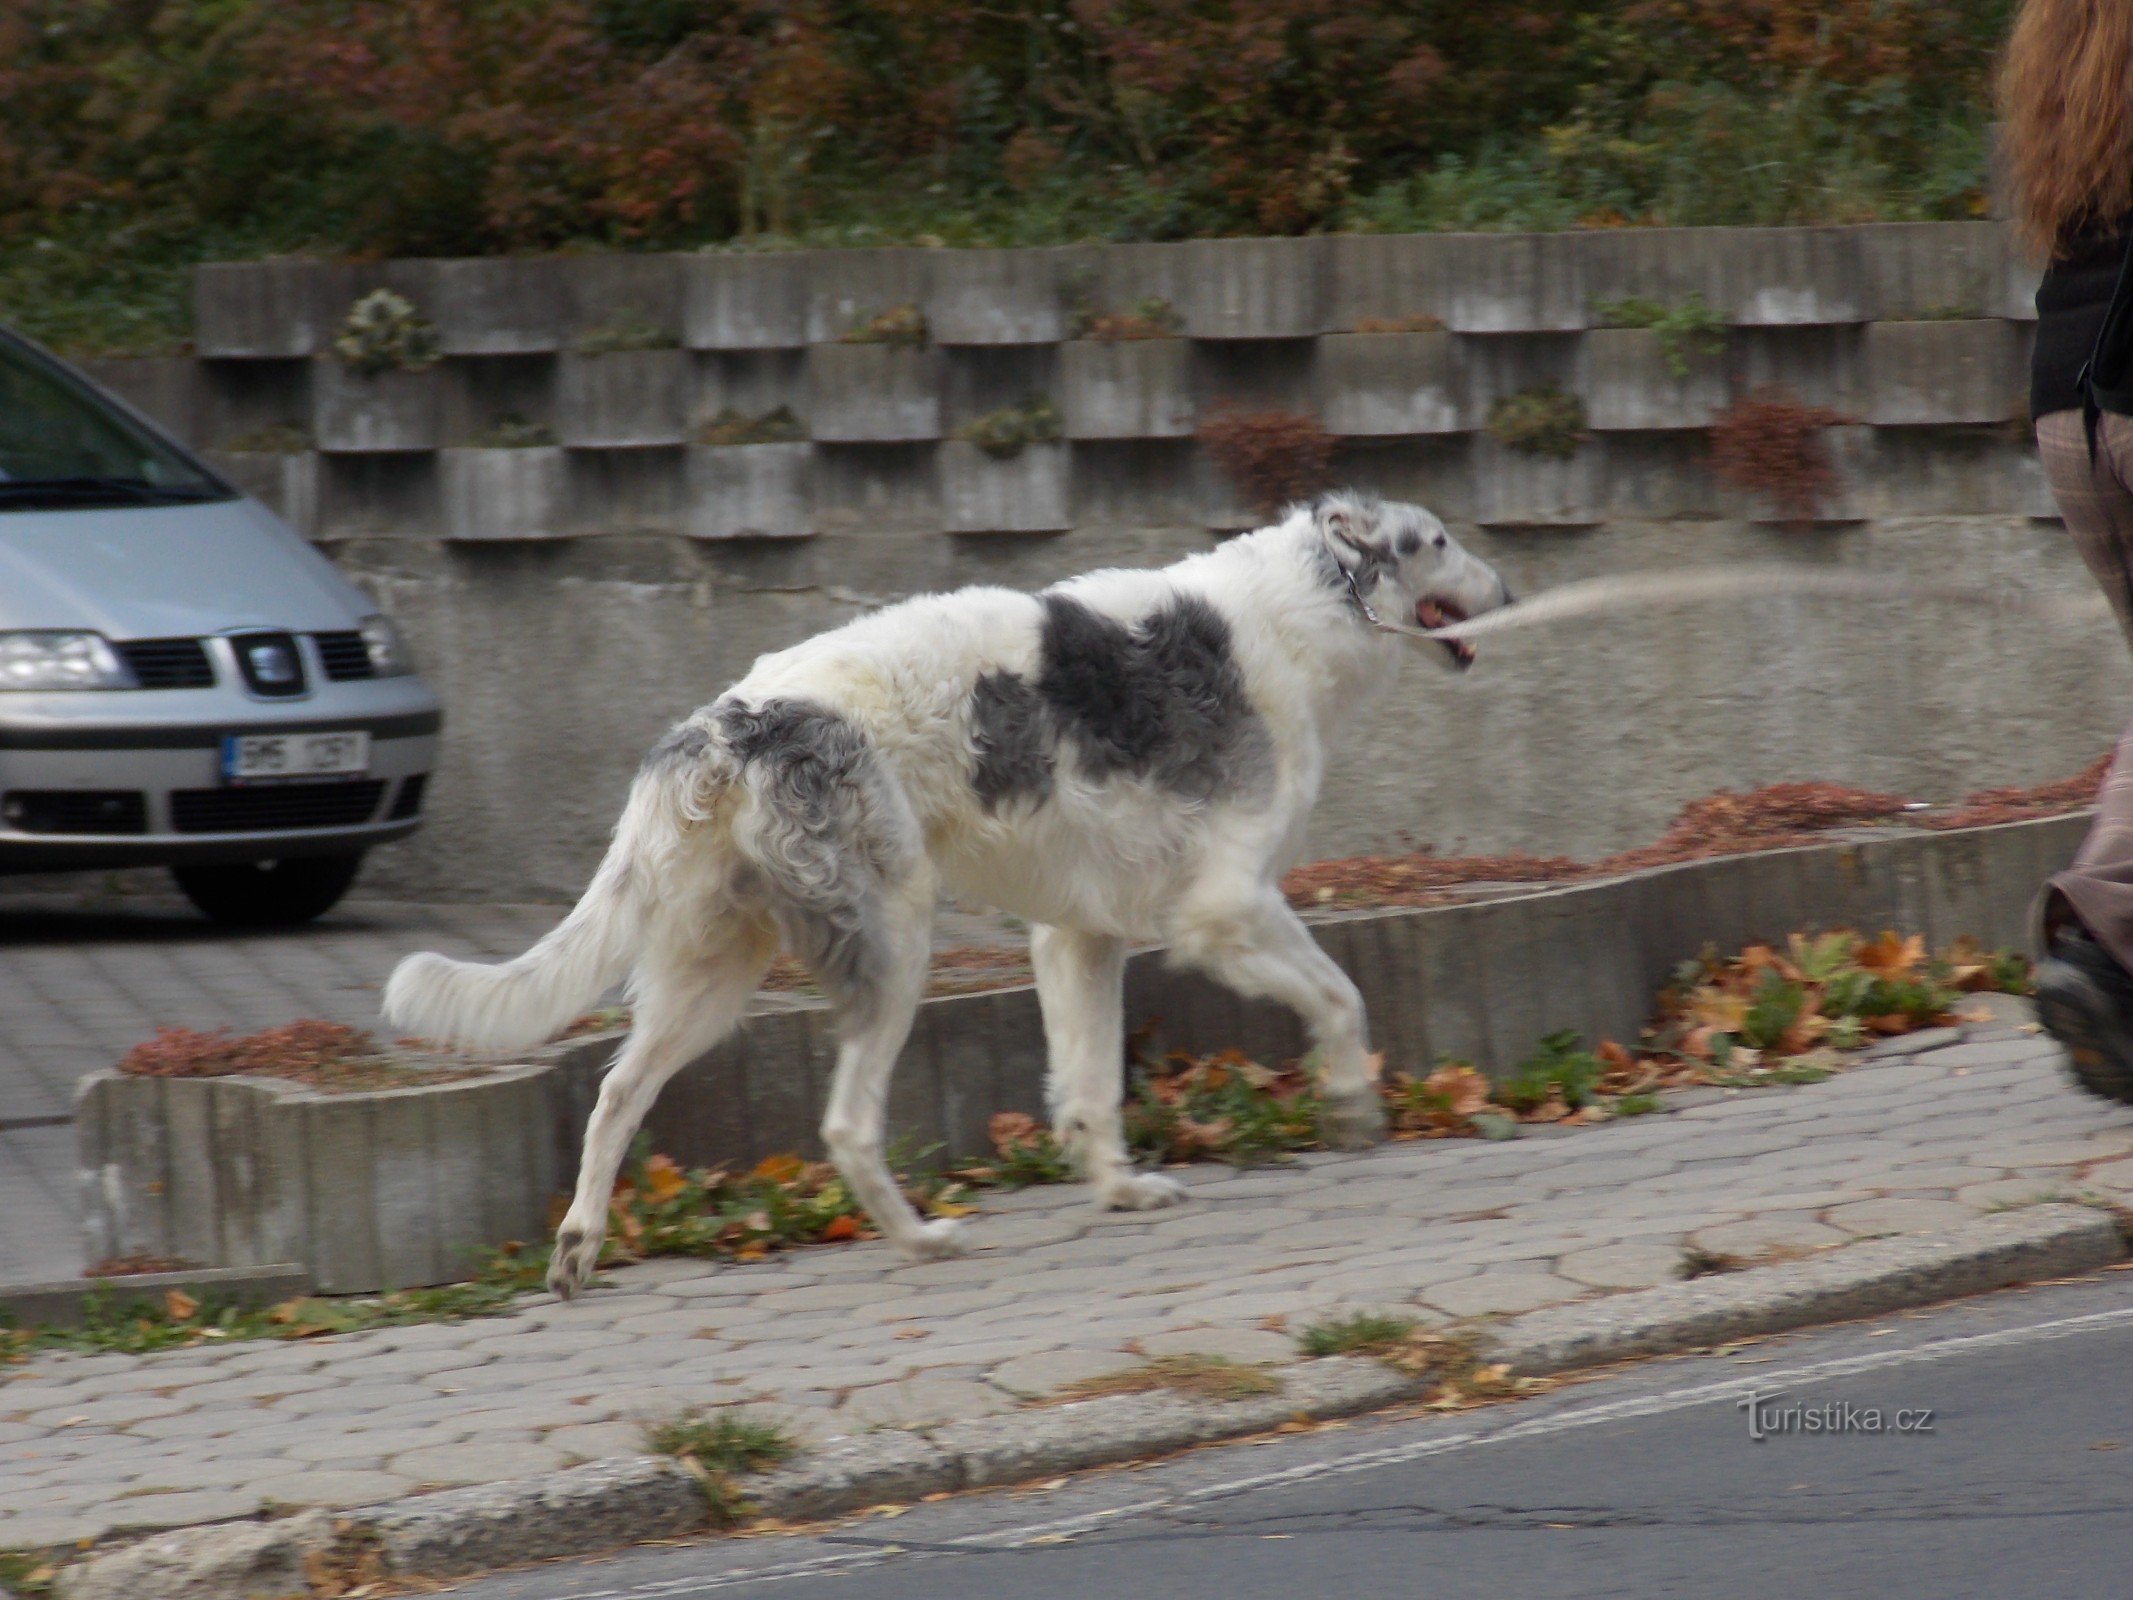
1417,600,1447,630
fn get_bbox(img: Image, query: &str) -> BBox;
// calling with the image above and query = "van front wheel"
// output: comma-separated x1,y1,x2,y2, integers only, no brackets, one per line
171,853,364,928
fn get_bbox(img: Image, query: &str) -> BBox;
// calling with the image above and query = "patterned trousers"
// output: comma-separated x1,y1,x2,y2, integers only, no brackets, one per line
2038,409,2133,962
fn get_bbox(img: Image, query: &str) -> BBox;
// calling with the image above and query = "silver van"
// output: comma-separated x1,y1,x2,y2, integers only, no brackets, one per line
0,326,440,924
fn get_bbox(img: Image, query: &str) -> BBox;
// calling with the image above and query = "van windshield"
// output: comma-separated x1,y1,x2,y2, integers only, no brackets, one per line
0,334,227,511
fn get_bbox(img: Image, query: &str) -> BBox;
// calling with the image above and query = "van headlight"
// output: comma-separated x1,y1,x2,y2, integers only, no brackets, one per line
358,614,415,676
0,632,133,691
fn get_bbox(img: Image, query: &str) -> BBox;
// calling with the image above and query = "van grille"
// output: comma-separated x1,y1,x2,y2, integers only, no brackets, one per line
313,632,375,681
387,773,428,819
1,790,148,835
113,638,214,689
169,781,387,834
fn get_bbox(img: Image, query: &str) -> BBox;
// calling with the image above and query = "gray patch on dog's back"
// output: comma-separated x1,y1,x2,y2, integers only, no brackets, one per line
642,721,712,772
969,671,1054,811
1033,592,1273,803
713,697,908,1019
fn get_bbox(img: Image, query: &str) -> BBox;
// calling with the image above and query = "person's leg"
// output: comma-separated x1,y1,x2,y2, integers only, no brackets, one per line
2029,412,2133,1102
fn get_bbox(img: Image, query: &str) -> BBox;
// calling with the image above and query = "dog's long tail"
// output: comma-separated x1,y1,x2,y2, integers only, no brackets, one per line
383,730,726,1052
1425,565,2113,643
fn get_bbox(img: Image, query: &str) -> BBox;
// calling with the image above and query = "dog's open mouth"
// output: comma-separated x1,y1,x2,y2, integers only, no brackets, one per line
1416,598,1475,669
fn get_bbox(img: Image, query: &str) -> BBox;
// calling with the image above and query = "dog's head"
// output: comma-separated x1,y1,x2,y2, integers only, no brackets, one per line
1313,493,1513,672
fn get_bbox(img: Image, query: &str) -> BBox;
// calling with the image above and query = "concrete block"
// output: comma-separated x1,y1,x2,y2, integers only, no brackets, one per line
1728,325,1865,413
1435,233,1588,333
313,362,443,453
76,356,206,446
1067,439,1198,525
1471,435,1603,528
1580,227,1731,315
2004,243,2043,323
383,258,565,355
1060,339,1195,439
809,442,940,533
807,344,943,442
2013,450,2060,520
806,247,936,345
559,253,684,348
77,1065,557,1295
439,447,569,540
940,439,1070,533
194,259,370,358
441,354,557,447
1597,433,1724,521
1716,226,1867,325
556,349,689,446
684,252,810,349
683,442,813,539
317,451,442,537
1583,327,1726,430
561,446,685,534
1859,222,2005,320
1192,341,1317,426
692,349,809,425
1315,331,1466,435
1172,236,1327,339
1863,320,2018,426
203,357,314,451
930,248,1073,344
1461,331,1583,418
214,452,321,536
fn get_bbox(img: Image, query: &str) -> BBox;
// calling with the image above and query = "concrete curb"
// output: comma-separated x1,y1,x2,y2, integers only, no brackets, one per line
44,1207,2125,1594
0,1264,311,1330
1487,1203,2127,1376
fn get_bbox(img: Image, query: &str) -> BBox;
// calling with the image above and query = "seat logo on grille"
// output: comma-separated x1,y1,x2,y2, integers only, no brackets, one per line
246,642,297,684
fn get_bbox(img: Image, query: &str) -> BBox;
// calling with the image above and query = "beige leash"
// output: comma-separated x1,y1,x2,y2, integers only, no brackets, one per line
1412,566,2114,646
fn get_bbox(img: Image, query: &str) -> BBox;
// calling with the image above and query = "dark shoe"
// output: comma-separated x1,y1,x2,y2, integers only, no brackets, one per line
2035,927,2133,1105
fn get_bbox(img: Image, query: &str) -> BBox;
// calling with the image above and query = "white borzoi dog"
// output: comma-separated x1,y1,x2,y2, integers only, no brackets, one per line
385,492,1513,1298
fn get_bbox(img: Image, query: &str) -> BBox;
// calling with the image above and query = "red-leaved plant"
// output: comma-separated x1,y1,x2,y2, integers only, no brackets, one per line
1708,387,1854,528
1197,407,1335,517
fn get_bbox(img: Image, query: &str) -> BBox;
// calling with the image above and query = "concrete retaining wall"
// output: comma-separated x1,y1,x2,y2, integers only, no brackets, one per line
550,812,2089,1181
74,1065,558,1294
70,815,2078,1287
63,222,2124,903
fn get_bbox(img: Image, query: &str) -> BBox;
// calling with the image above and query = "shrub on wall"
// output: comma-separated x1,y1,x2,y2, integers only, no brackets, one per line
1197,408,1335,515
1709,387,1854,527
1485,384,1587,459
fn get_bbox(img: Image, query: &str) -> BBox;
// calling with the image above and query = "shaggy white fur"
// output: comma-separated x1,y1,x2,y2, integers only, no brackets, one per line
384,492,1512,1297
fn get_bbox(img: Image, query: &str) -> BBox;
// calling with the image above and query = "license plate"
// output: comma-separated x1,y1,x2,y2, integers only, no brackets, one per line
221,731,370,785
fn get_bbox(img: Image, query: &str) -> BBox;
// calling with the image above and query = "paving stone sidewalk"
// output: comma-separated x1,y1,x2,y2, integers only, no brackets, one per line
5,993,2132,1551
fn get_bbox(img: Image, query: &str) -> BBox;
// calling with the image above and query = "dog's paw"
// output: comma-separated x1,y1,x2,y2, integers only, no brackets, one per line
897,1217,967,1262
547,1224,602,1300
1319,1092,1387,1150
1098,1171,1189,1211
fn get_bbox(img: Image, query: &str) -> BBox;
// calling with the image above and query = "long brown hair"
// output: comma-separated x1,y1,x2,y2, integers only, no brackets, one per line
2000,0,2133,259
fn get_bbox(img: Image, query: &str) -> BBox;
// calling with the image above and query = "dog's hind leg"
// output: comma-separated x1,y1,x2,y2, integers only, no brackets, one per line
1031,925,1186,1210
812,874,964,1261
548,921,775,1300
1172,890,1386,1149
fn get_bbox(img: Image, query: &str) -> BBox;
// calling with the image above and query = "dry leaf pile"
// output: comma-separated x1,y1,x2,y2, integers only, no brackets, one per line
1642,929,2027,1082
115,1020,484,1092
1285,767,2104,912
601,1147,974,1264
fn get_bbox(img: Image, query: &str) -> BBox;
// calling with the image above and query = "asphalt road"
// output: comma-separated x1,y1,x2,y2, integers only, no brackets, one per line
441,1273,2133,1600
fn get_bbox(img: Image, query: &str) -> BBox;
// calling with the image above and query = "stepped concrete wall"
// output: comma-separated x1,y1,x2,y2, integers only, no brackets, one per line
65,223,2127,899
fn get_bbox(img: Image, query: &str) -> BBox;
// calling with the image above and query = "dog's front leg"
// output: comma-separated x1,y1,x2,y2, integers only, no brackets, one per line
1172,892,1386,1149
1031,924,1188,1210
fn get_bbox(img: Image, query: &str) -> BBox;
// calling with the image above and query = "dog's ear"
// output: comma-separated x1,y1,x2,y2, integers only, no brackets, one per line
1316,496,1392,588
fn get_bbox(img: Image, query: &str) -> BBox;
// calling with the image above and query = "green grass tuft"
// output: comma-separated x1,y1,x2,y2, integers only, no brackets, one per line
1296,1312,1420,1358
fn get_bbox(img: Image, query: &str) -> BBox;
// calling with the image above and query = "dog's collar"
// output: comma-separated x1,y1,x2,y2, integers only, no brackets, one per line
1338,562,1384,626
1339,563,1443,641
